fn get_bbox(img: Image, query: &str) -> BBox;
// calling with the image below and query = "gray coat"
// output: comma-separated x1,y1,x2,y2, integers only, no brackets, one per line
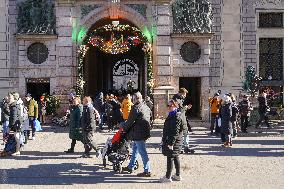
123,101,151,141
81,104,96,132
1,100,10,122
220,103,232,134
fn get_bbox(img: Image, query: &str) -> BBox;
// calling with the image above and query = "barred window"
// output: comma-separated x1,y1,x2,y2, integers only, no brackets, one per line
27,43,49,64
180,42,201,63
259,13,283,28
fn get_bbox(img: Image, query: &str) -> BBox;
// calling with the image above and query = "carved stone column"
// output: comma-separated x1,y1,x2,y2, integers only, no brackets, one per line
153,0,175,120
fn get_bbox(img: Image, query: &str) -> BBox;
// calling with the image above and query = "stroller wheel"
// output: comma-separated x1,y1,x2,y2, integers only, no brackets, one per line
133,160,139,170
113,163,122,173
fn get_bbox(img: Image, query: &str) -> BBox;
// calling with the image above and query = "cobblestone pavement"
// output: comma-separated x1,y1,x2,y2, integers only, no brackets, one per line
0,122,284,189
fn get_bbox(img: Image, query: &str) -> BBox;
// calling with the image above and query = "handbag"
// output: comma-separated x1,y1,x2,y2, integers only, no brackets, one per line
162,144,173,156
33,119,42,131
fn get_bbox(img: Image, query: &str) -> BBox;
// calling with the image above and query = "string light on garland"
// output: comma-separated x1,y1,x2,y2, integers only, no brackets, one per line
76,24,154,95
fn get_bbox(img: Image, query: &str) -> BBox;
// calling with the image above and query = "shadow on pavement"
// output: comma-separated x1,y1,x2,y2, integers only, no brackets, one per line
0,163,157,185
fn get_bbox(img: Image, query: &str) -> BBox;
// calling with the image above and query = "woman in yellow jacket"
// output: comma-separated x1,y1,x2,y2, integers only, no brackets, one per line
121,94,133,121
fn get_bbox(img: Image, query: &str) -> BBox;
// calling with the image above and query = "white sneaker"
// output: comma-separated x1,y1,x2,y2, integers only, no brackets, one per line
159,176,172,183
171,175,182,181
12,151,21,156
32,137,35,140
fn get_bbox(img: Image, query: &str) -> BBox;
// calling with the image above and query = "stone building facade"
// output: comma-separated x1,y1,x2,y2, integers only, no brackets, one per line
0,0,284,120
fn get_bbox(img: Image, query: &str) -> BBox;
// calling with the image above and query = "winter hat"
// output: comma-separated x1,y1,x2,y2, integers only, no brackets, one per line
221,94,232,104
25,93,32,98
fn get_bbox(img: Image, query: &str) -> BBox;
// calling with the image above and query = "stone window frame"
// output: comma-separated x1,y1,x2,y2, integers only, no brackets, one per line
256,9,284,80
27,42,49,65
257,10,284,28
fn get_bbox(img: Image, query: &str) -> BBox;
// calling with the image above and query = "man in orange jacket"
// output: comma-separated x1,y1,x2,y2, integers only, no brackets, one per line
208,93,221,135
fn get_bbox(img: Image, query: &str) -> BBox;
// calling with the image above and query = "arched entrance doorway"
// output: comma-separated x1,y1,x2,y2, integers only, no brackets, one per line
77,19,152,97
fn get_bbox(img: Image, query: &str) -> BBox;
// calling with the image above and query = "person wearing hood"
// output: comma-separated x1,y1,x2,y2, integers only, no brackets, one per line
8,92,22,155
159,99,183,183
81,96,99,158
219,95,233,147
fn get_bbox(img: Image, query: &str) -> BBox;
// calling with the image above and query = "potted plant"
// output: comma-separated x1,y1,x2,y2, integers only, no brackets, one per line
45,94,61,122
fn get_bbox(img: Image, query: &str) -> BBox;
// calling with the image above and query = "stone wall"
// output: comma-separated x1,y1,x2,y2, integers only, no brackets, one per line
0,0,12,99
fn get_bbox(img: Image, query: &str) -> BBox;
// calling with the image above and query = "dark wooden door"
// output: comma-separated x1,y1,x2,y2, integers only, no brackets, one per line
179,77,201,118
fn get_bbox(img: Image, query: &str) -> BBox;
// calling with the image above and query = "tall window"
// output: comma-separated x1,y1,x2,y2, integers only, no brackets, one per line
259,38,283,81
259,13,283,28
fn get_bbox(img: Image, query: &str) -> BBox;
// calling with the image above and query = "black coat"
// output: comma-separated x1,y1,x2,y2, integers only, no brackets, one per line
258,96,268,114
9,102,22,132
93,92,104,113
238,100,252,116
173,93,188,132
81,104,96,132
219,103,232,134
123,101,151,141
162,111,183,156
1,100,10,122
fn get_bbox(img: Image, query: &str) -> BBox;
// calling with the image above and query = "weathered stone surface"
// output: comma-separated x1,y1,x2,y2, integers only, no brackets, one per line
156,46,171,55
156,55,171,65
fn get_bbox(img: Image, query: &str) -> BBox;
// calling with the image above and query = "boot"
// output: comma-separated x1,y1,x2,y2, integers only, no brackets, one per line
64,148,74,153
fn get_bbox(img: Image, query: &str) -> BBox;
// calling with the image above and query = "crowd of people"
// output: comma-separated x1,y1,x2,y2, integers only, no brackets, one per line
209,89,272,147
0,87,276,183
0,92,40,156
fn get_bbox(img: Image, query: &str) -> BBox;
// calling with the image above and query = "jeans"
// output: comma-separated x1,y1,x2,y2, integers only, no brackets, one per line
166,156,180,179
2,120,9,135
231,121,237,136
183,131,190,147
28,117,36,137
210,113,219,132
14,131,21,152
128,140,151,173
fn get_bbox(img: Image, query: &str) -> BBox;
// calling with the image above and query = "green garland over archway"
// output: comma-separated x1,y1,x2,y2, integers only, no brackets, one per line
76,24,154,96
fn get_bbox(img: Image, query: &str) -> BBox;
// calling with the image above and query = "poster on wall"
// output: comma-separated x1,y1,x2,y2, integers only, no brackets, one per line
113,59,139,90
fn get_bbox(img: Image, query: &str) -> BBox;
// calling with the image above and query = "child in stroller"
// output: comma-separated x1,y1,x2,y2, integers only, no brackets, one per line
101,128,139,173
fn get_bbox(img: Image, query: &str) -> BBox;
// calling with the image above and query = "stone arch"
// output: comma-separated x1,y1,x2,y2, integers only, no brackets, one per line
79,4,150,45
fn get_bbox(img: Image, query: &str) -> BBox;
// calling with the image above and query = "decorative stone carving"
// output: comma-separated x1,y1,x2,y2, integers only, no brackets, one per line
17,0,56,35
81,4,102,19
172,0,213,33
125,4,147,18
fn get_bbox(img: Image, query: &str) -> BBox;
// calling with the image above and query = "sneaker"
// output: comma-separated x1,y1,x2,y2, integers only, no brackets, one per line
122,167,133,174
137,172,151,177
32,137,35,140
64,149,74,153
12,151,21,156
171,175,182,181
159,176,172,183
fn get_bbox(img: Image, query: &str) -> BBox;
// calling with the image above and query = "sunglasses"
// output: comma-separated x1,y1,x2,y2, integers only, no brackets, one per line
167,104,172,107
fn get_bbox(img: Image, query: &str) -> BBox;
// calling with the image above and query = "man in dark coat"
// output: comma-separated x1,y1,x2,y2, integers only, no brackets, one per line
81,96,98,158
173,88,192,153
1,96,10,142
160,99,183,183
255,91,270,128
121,92,152,177
238,95,253,133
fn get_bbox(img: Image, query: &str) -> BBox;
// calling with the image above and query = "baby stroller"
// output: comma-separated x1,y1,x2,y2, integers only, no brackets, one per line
101,128,139,173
